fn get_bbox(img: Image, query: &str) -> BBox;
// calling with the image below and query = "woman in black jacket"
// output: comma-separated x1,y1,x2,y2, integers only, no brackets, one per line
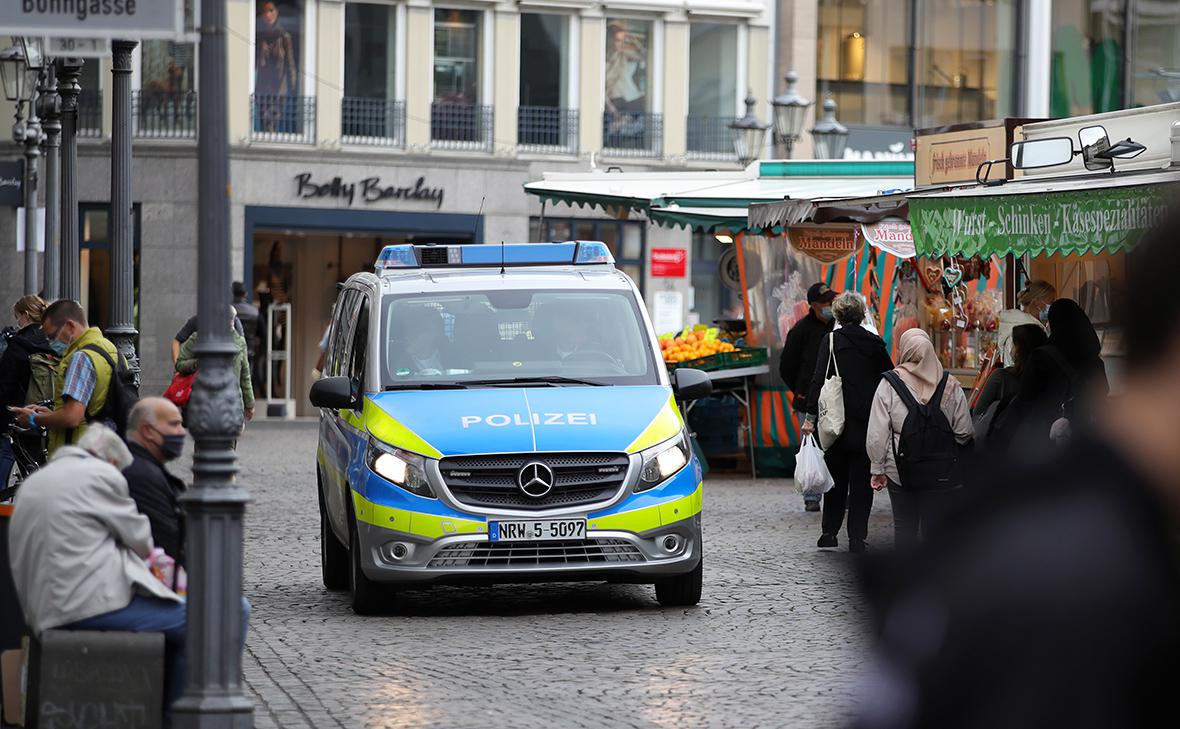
0,295,52,485
802,292,894,552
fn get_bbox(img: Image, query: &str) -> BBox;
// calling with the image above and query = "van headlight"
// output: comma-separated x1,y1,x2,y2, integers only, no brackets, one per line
366,438,435,498
637,431,690,492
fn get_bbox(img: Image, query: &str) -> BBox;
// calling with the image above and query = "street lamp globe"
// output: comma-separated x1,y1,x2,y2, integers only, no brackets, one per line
18,37,45,73
811,97,849,160
0,44,30,103
771,70,812,156
729,92,770,167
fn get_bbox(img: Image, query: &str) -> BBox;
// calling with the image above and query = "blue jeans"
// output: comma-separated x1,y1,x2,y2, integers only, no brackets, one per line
65,595,252,709
0,437,14,487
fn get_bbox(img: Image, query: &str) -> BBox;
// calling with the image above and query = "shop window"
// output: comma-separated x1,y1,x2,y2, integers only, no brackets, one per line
79,204,142,333
604,18,652,114
343,2,401,142
915,0,1017,128
253,0,310,139
434,8,481,104
687,23,739,157
817,0,910,127
1050,0,1127,116
138,7,197,140
531,216,646,292
519,13,575,152
1131,1,1180,107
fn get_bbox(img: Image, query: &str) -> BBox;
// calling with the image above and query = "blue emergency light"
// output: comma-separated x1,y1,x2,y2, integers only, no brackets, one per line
374,241,615,270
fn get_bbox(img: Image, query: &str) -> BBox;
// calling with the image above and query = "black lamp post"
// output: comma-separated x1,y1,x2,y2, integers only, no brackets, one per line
2,41,46,295
811,97,850,160
771,70,812,159
728,92,770,167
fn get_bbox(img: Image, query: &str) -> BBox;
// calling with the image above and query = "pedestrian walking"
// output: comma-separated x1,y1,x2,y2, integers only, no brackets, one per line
853,206,1180,729
801,292,894,552
175,306,255,424
867,328,974,550
780,282,836,512
6,424,250,719
8,300,121,454
232,281,263,395
1002,298,1108,450
0,296,54,484
123,398,188,573
170,309,244,367
972,323,1047,447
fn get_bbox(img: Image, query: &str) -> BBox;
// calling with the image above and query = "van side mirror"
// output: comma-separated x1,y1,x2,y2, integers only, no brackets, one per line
1079,125,1113,171
1008,137,1074,170
310,376,359,410
673,368,712,401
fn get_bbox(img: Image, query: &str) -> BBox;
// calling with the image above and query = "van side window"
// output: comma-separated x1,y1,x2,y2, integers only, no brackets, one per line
327,290,357,377
349,298,369,390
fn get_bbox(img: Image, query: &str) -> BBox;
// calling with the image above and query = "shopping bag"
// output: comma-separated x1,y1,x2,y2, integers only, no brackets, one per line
794,435,834,497
817,334,845,449
163,371,196,407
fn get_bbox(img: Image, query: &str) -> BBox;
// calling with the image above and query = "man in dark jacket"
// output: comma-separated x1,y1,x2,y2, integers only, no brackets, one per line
780,282,836,511
232,281,262,364
854,207,1180,728
0,297,54,485
122,397,187,566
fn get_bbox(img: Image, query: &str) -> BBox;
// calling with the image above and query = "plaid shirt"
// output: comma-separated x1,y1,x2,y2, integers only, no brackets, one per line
61,351,98,406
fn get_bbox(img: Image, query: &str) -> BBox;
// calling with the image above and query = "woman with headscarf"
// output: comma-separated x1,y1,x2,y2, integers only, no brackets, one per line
867,328,974,550
1002,298,1108,449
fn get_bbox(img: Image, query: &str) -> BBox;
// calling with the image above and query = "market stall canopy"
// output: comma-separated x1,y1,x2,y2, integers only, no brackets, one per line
748,189,916,230
908,167,1180,257
524,160,914,233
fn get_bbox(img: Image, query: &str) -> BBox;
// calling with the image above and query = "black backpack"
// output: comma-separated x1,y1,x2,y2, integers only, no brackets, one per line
82,344,140,436
884,370,959,490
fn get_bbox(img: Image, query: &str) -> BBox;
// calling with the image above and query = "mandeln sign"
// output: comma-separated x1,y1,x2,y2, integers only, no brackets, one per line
910,182,1180,257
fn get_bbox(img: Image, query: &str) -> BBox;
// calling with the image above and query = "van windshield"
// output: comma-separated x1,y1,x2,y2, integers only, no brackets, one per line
379,289,660,388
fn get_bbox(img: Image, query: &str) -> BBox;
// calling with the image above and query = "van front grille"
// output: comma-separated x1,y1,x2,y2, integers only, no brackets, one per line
439,453,629,510
428,538,645,568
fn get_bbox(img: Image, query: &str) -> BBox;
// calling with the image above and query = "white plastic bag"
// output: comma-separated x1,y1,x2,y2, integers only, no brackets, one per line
794,434,834,497
817,333,845,449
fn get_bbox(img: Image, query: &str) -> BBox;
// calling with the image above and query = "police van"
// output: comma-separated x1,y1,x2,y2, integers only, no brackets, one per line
311,241,711,614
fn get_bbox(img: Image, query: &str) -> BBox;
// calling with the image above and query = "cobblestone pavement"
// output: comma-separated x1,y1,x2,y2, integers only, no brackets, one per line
185,421,892,729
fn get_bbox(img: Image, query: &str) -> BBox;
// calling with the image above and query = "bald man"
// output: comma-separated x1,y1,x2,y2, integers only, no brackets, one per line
122,397,188,568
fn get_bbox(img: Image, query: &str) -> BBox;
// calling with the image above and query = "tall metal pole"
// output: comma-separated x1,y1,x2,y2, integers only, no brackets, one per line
173,0,254,725
108,40,139,378
39,64,61,301
20,99,43,296
57,58,83,302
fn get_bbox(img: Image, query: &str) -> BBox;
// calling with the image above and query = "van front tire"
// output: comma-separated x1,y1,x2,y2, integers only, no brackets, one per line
349,511,390,615
319,487,348,591
655,558,703,607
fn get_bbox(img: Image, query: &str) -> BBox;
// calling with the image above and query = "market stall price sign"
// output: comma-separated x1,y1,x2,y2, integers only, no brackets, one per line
910,182,1180,258
788,224,860,264
650,247,687,277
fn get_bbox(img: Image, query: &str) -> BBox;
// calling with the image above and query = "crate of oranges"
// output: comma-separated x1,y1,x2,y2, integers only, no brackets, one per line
659,328,767,371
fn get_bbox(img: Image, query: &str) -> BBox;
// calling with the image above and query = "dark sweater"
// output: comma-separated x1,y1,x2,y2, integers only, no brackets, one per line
804,324,894,454
123,440,186,567
0,324,53,428
779,311,834,412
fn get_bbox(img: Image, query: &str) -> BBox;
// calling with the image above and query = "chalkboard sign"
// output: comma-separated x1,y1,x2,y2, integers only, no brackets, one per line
0,161,22,208
26,630,164,729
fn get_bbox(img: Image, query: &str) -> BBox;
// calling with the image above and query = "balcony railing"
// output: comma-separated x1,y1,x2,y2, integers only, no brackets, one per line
431,102,493,152
517,106,578,155
686,115,737,160
133,90,197,139
341,97,406,147
251,94,316,144
77,89,102,138
602,112,662,158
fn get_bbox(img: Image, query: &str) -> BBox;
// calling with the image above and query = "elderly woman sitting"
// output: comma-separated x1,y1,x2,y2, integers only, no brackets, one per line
800,292,894,552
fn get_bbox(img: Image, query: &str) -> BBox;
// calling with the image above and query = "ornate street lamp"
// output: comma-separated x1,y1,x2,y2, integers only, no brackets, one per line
771,70,812,159
0,44,36,104
811,97,849,160
729,92,770,167
18,37,45,76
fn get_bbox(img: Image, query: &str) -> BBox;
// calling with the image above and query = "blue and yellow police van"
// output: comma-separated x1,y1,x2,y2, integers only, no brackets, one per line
311,241,712,614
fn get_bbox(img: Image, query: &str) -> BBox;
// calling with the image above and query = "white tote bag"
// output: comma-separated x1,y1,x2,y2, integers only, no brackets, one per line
817,333,845,449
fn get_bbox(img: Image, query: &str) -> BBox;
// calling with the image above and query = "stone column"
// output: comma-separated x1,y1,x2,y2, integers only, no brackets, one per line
108,40,139,377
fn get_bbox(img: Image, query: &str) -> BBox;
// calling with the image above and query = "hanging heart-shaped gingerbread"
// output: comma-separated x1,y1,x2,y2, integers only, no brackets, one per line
924,264,943,285
943,264,963,288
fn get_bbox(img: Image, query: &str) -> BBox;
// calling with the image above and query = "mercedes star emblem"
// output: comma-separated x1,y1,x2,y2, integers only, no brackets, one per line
517,462,555,498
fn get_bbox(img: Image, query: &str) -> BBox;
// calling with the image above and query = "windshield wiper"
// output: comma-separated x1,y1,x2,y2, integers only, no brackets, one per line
463,376,607,387
382,383,469,391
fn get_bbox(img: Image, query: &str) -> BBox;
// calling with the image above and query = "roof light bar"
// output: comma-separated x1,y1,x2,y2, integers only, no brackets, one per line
374,241,616,270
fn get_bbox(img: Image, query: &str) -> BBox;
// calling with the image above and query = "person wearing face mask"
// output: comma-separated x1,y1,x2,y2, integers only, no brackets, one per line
779,283,837,512
996,280,1056,367
0,296,54,484
122,398,188,571
8,299,120,456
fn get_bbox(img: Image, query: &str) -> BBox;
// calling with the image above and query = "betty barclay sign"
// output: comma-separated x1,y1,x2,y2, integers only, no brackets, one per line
296,173,445,209
910,182,1180,257
788,224,860,264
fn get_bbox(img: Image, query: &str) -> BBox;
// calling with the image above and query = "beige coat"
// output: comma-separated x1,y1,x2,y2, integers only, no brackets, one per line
866,375,974,486
8,446,180,634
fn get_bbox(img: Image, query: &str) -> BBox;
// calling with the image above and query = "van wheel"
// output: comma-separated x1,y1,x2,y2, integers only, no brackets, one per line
655,558,703,607
319,487,348,591
348,510,389,615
